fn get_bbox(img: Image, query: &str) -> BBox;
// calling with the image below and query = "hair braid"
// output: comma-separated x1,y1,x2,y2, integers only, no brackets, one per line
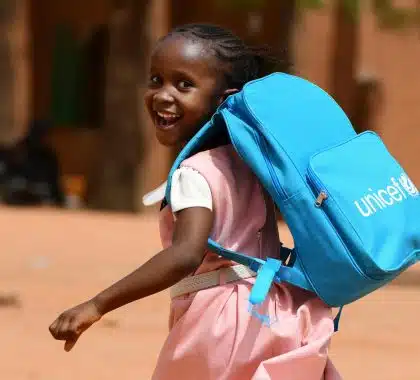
163,23,279,89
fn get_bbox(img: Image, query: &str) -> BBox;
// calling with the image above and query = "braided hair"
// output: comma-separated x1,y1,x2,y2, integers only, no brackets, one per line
161,23,278,90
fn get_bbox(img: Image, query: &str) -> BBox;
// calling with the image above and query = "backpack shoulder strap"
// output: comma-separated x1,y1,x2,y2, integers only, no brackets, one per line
164,106,316,311
207,238,314,303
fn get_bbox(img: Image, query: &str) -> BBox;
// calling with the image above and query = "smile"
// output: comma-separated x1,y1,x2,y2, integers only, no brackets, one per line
155,111,182,130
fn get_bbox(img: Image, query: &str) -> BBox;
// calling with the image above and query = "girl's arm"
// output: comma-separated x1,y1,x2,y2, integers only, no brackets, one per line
49,206,213,351
93,206,213,314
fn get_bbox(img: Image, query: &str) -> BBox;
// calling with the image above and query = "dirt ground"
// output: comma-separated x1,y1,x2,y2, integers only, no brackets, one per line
1,206,419,379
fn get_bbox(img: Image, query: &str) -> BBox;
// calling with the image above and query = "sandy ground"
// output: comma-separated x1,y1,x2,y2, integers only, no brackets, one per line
1,206,419,379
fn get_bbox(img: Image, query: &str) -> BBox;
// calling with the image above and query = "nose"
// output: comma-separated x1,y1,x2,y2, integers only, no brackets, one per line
153,87,175,104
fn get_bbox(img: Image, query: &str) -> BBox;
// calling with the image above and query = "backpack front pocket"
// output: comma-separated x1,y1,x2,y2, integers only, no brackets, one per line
307,131,420,279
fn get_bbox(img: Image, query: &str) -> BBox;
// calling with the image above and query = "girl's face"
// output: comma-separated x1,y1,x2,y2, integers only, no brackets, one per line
144,36,227,147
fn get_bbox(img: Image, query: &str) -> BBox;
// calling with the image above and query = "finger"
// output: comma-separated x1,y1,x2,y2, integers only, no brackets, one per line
48,318,59,334
64,335,79,352
54,317,74,340
51,318,65,339
58,319,71,340
51,314,65,334
49,318,60,337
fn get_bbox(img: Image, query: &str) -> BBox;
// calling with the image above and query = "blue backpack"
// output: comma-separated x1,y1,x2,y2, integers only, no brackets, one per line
165,73,420,330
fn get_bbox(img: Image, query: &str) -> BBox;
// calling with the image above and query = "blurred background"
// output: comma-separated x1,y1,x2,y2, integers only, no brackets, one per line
0,0,419,379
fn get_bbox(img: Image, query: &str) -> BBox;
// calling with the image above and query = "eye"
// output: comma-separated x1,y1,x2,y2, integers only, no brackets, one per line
177,80,193,90
148,75,161,87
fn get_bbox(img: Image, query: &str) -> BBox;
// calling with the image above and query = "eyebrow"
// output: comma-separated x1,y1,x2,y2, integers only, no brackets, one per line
149,67,206,84
170,68,200,79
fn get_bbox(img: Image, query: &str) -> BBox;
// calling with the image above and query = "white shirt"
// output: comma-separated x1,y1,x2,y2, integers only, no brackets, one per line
142,167,213,212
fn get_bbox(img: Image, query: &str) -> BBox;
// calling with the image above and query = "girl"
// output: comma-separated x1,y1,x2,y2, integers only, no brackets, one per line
49,24,341,380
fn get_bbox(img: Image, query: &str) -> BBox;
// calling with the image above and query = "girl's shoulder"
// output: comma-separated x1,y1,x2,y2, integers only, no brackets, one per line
181,145,237,172
181,144,258,195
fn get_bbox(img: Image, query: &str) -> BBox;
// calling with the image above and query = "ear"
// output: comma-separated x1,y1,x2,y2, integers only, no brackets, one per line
218,88,239,105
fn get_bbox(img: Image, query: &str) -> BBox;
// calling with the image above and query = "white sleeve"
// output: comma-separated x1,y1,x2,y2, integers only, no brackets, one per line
170,167,213,213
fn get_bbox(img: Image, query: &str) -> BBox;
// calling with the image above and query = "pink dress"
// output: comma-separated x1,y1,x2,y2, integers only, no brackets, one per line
153,146,341,380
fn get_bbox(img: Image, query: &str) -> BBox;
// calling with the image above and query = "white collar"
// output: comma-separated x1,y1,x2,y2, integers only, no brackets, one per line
142,181,167,206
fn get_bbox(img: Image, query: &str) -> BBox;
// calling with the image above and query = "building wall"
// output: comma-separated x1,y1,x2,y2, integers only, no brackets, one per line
171,0,290,57
29,0,173,201
0,0,31,146
31,0,112,121
29,0,112,179
359,10,420,184
294,3,420,184
25,0,420,205
172,1,420,187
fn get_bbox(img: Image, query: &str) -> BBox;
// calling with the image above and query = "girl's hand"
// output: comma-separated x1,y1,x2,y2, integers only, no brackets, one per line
48,206,213,353
49,300,102,352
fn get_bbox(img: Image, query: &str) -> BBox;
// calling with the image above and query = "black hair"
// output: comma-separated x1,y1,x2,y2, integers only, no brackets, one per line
162,23,279,90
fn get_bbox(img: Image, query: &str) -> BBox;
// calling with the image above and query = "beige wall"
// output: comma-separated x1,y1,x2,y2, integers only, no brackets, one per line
294,3,420,184
359,10,420,184
293,6,334,91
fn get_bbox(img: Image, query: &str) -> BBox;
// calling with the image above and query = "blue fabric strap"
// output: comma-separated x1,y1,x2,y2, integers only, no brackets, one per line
208,238,316,329
248,258,282,326
275,260,314,293
208,239,314,295
207,238,265,273
249,258,282,305
248,303,278,327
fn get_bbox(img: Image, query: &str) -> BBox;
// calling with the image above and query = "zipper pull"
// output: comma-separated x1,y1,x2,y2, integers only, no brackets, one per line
315,191,328,207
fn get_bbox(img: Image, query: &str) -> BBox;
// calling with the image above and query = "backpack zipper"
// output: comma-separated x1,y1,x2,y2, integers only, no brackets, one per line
307,163,376,280
307,165,329,207
315,191,328,207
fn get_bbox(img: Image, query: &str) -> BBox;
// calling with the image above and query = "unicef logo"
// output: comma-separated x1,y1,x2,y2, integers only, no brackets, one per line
398,173,419,197
354,171,419,217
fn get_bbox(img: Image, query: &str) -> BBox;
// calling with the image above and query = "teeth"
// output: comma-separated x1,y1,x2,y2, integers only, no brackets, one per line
157,112,180,121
